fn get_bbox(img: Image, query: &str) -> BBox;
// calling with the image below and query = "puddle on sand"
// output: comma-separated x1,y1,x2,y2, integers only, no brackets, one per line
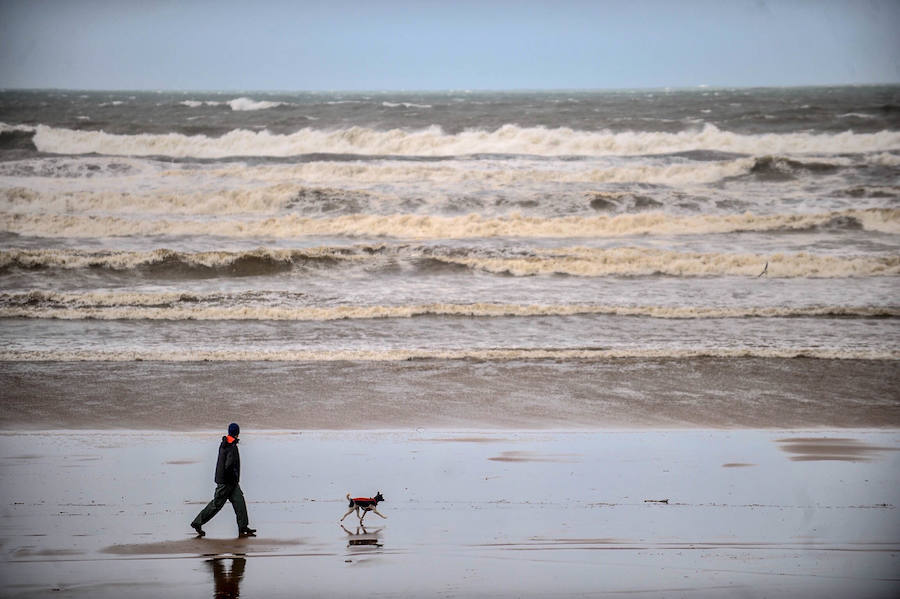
101,537,305,556
488,451,580,463
421,437,511,443
776,437,898,462
13,547,85,558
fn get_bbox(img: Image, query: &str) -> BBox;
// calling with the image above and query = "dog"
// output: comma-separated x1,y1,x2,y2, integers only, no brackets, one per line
340,492,386,523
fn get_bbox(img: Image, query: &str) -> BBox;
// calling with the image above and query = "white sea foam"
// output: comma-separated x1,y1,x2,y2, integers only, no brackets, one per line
2,157,757,189
205,156,757,186
839,112,877,119
441,246,900,278
180,100,222,108
1,294,896,320
0,122,36,133
227,97,287,111
29,123,900,158
382,102,433,109
0,157,754,190
0,156,165,184
0,183,300,214
871,152,900,167
3,209,896,240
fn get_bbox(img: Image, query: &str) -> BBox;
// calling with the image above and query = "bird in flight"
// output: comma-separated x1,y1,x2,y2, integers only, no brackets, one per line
757,262,768,277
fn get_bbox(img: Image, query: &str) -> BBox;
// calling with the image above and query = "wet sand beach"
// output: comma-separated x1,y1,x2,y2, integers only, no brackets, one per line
1,430,898,598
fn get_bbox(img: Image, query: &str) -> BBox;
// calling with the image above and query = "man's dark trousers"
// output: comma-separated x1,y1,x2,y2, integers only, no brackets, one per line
192,483,249,530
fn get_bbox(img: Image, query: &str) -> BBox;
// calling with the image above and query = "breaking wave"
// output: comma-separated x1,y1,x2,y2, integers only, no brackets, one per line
209,156,760,186
383,102,432,109
2,244,897,278
226,97,288,111
0,129,37,152
1,292,897,320
746,155,843,181
29,123,900,158
0,247,356,276
433,246,900,278
0,157,761,188
179,98,288,111
3,208,898,240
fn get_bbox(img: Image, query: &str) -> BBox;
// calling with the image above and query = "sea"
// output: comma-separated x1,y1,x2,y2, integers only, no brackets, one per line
1,87,898,429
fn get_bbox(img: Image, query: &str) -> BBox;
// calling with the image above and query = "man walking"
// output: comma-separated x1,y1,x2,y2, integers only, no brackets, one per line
191,423,257,537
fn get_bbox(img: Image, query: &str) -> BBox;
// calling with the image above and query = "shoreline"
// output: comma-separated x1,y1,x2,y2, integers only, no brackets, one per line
3,357,899,430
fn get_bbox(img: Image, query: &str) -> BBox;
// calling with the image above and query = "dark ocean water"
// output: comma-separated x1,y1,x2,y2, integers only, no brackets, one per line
0,87,898,427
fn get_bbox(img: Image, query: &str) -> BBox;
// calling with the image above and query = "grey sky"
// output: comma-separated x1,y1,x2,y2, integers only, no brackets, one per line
1,0,898,91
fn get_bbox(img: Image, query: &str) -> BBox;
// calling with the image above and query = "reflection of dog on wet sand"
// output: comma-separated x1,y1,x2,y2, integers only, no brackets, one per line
340,492,386,523
341,524,384,547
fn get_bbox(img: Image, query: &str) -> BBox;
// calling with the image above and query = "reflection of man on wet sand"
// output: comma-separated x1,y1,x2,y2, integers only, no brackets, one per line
191,423,257,538
208,557,245,599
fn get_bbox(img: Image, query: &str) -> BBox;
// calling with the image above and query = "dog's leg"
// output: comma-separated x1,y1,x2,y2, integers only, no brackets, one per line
371,508,387,519
340,507,355,522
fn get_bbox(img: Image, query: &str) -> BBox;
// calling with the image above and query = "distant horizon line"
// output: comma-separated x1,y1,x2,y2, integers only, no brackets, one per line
2,82,899,95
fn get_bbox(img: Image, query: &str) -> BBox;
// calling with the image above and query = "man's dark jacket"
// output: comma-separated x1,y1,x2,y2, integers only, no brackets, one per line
214,436,240,485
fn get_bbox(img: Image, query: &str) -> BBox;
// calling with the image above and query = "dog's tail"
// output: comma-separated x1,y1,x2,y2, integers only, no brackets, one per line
347,493,353,507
